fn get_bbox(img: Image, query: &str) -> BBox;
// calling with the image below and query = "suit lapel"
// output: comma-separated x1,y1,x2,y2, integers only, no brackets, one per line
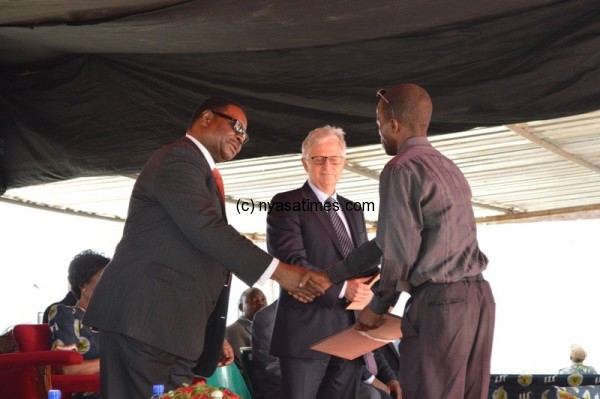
183,137,227,221
300,182,347,257
391,341,400,359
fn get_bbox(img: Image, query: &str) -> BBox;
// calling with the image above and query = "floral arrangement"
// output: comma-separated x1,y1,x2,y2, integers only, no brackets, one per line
160,380,241,399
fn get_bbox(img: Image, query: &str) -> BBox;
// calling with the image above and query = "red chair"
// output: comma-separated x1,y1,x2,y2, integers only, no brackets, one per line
0,344,83,398
11,324,100,399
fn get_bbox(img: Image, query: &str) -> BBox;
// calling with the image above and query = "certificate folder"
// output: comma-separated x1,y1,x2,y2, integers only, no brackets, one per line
310,314,402,360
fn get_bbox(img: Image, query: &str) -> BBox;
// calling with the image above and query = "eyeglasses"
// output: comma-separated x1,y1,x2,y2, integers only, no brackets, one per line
309,156,345,165
212,111,250,144
376,89,395,119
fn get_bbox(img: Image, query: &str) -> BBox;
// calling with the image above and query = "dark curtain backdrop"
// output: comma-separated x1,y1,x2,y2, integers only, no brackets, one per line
1,0,599,192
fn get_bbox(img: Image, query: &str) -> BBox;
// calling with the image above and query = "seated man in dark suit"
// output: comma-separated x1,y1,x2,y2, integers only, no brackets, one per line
250,300,280,399
359,349,401,399
377,340,400,378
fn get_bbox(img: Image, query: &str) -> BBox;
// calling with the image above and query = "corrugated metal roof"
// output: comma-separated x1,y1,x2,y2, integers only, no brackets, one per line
2,109,599,236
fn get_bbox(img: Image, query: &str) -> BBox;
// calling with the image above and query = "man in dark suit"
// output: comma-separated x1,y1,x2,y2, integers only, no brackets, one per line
250,300,281,399
83,97,324,399
376,340,400,378
267,125,379,399
359,349,400,399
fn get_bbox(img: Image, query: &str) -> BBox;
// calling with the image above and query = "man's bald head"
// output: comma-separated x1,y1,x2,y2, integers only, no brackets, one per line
382,83,432,136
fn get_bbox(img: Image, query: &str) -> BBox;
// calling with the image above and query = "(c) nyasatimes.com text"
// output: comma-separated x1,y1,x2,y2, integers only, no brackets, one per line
236,199,375,214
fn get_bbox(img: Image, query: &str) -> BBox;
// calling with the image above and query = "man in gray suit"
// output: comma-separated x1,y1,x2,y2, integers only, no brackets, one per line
225,287,267,369
83,97,324,399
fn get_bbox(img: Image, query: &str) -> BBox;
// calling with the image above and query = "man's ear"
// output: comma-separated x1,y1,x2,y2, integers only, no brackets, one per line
199,110,213,127
390,118,401,134
301,157,309,173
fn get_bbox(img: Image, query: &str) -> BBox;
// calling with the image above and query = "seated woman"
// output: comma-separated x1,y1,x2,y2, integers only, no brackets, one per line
48,249,110,397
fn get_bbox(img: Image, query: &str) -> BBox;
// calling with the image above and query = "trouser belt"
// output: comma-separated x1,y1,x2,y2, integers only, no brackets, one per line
410,273,484,295
462,273,484,282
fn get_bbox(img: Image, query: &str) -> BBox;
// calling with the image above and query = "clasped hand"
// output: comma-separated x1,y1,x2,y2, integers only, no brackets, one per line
344,276,374,303
272,263,332,303
355,305,386,331
217,339,234,367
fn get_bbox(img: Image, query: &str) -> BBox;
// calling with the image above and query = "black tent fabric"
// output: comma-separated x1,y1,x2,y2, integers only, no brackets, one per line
1,0,599,193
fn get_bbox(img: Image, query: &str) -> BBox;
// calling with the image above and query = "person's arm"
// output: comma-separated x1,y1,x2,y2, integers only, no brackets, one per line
217,339,234,367
152,147,323,300
49,305,100,375
373,348,396,384
297,239,382,300
387,380,402,399
371,350,401,398
344,276,375,303
326,239,382,283
154,145,273,286
56,358,99,375
371,377,391,393
266,193,344,308
361,365,374,383
369,165,421,315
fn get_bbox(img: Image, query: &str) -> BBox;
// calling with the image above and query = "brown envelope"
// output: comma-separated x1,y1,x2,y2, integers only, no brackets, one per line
310,314,402,360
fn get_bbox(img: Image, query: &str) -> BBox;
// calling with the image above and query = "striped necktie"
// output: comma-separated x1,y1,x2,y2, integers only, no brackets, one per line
327,198,377,374
325,197,354,256
212,168,225,204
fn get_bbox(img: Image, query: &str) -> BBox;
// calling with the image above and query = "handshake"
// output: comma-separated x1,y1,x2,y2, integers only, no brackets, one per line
271,262,334,303
271,262,385,333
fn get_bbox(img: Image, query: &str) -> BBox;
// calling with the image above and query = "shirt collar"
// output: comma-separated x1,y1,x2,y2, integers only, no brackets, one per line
398,136,431,152
307,180,338,204
185,134,216,170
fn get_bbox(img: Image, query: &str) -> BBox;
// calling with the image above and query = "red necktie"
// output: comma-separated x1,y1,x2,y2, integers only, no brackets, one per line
212,168,225,204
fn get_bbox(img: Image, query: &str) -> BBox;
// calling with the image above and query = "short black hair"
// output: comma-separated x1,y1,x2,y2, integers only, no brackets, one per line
187,96,243,129
67,249,110,299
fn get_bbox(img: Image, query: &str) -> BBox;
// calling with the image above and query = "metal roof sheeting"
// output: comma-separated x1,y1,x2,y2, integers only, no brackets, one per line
2,109,599,234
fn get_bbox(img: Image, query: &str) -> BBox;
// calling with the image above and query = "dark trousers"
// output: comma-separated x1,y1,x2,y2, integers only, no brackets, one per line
359,383,393,399
99,330,196,399
399,279,495,399
280,355,362,399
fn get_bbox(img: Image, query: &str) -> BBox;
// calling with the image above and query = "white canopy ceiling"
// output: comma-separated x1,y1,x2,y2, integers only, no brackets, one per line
2,109,599,239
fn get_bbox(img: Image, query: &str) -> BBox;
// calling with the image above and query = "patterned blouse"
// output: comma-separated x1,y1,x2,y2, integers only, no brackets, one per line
48,304,100,399
48,304,99,359
559,363,598,375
